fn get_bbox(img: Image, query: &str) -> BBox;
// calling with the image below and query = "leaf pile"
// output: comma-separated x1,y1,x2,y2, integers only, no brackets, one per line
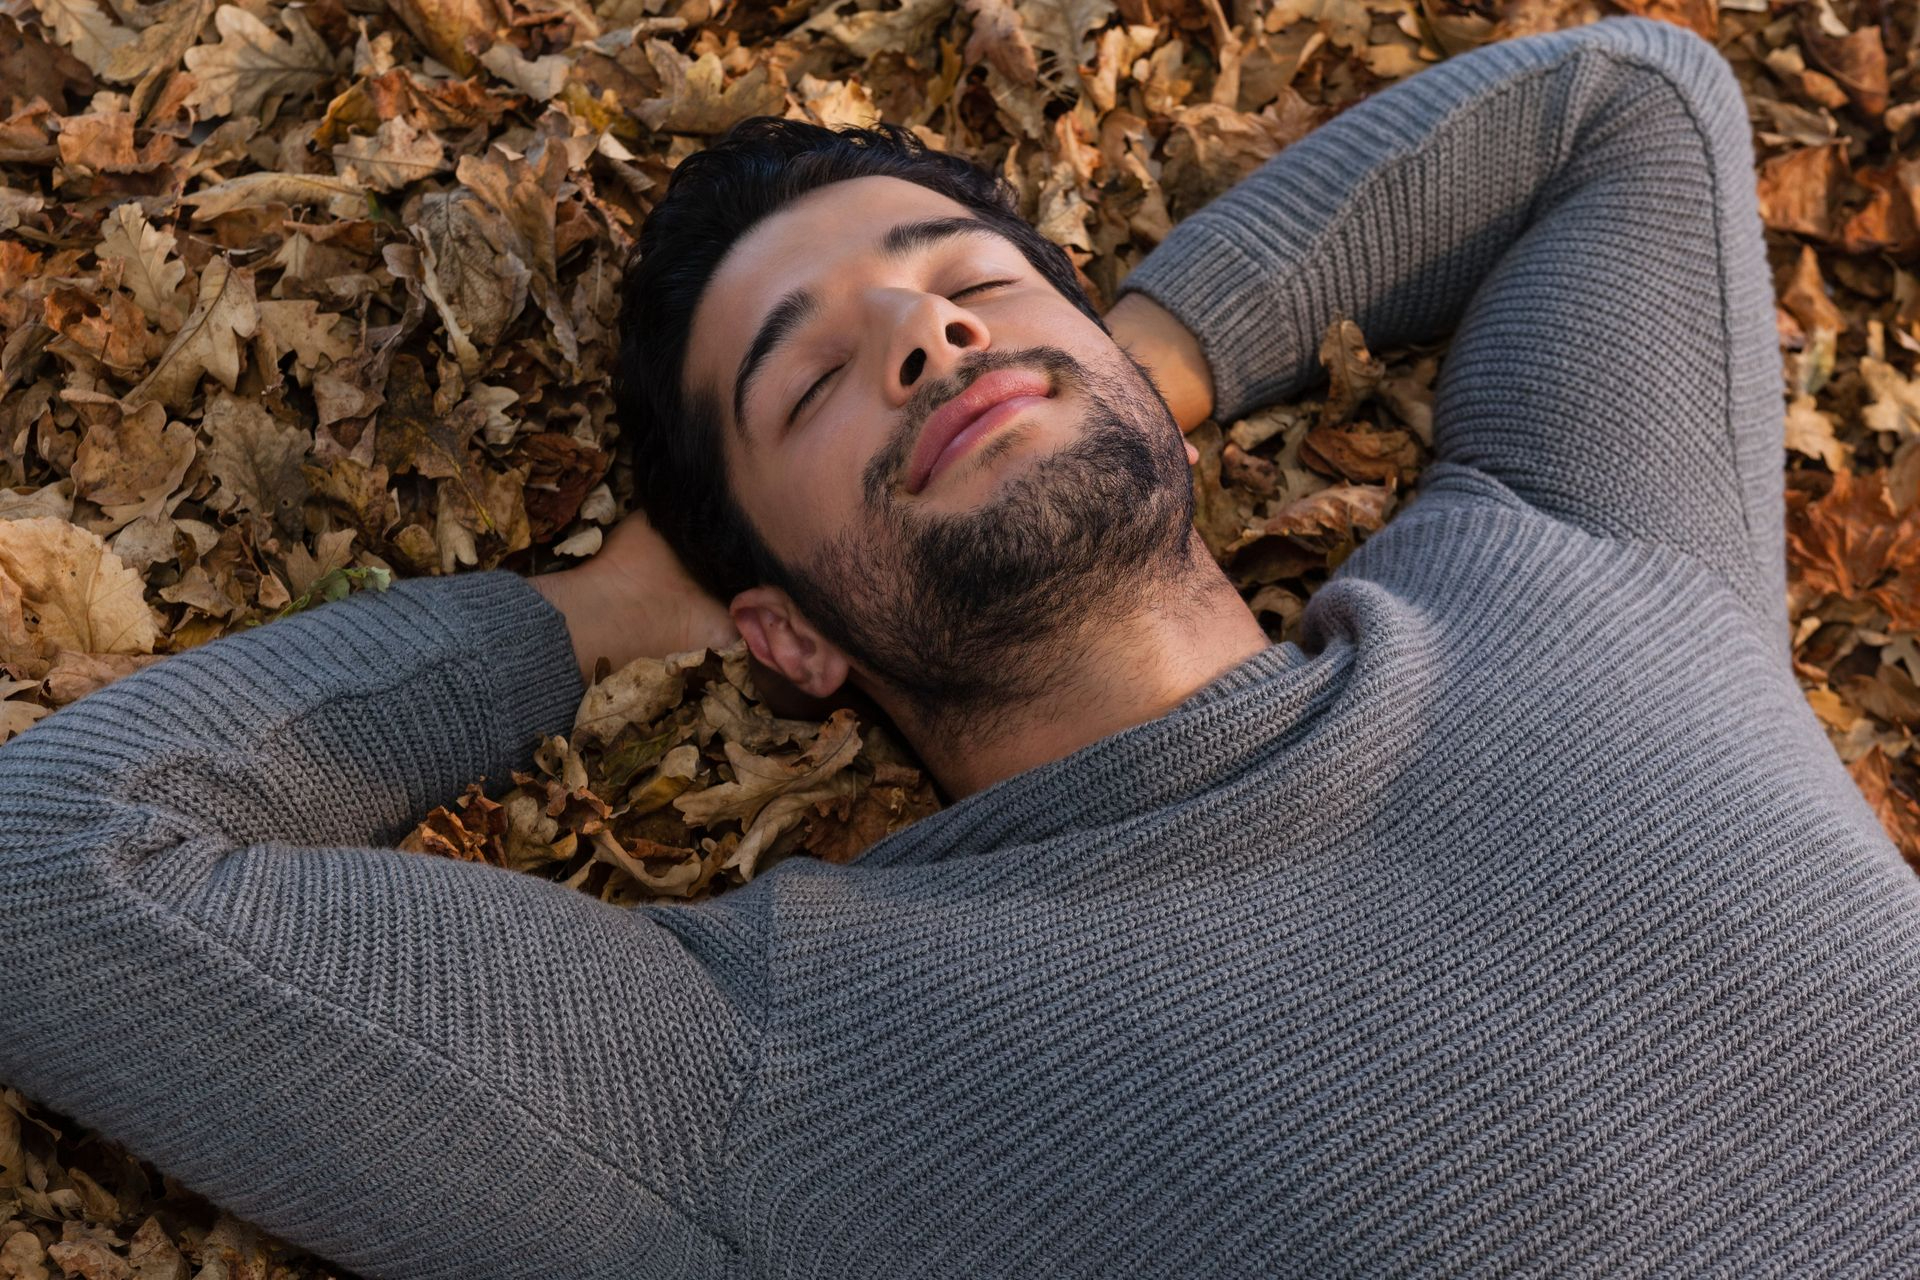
1,0,1917,1271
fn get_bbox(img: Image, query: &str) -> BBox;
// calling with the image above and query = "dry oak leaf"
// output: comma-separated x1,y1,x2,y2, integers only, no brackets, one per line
1608,0,1717,40
331,116,447,192
183,171,367,222
29,0,136,75
1848,746,1920,864
796,0,956,59
384,0,502,76
478,39,571,102
1783,394,1852,473
1756,142,1848,241
103,0,220,116
573,650,703,750
0,517,159,655
1319,317,1387,425
253,298,357,381
963,0,1038,84
1257,482,1397,546
0,682,50,745
68,394,196,532
95,203,186,328
1786,468,1920,629
183,5,335,123
1839,158,1920,257
129,257,259,411
635,38,787,135
675,708,864,881
1016,0,1115,95
1798,14,1887,118
199,390,310,533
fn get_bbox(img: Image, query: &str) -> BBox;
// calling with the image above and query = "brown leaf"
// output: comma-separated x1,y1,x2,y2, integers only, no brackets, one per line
331,116,447,191
1318,317,1386,426
383,0,502,76
68,393,195,532
675,709,865,880
1301,422,1420,485
30,0,136,76
199,391,310,534
183,172,367,222
963,0,1039,85
1798,15,1887,118
635,39,788,135
1607,0,1717,41
1847,747,1920,866
1756,143,1847,241
1786,469,1920,627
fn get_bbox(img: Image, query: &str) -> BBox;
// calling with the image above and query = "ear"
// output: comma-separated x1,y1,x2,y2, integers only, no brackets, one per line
729,585,853,700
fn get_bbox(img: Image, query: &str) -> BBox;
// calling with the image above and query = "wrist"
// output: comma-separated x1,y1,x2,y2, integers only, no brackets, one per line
528,568,602,684
1106,290,1215,432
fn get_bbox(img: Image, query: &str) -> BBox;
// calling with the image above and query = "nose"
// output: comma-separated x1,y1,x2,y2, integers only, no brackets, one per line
883,290,989,405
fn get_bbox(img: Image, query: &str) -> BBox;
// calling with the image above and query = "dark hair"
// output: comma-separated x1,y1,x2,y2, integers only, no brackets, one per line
613,116,1108,605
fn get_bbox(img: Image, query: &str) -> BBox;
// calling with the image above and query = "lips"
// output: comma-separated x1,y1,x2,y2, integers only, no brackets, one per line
906,367,1054,495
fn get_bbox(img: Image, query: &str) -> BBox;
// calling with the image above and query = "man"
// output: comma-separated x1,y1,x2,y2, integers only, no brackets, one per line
3,13,1916,1278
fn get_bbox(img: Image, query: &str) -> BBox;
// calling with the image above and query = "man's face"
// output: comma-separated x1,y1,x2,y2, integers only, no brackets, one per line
684,174,1195,715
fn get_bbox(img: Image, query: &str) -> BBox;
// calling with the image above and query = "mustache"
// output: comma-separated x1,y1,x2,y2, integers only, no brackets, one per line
862,346,1088,507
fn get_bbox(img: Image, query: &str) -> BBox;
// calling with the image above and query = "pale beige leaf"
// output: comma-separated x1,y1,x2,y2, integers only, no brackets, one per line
331,116,448,192
574,650,707,748
0,517,159,655
129,258,260,411
184,171,367,221
0,681,51,745
183,5,335,123
478,41,571,101
30,0,135,75
96,204,186,327
1784,394,1853,471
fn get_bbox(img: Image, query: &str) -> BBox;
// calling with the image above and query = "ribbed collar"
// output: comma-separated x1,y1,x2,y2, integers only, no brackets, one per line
852,636,1352,868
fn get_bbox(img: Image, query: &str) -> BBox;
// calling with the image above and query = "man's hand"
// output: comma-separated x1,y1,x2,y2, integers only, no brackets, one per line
1105,291,1215,434
529,508,738,683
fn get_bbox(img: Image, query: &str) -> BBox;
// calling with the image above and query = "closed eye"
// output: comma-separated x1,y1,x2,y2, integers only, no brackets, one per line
787,280,1018,424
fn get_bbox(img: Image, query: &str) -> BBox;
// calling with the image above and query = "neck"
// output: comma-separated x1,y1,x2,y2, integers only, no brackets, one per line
886,536,1272,802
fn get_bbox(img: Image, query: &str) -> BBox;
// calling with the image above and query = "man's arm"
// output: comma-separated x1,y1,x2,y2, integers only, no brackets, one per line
0,566,760,1278
1113,16,1785,621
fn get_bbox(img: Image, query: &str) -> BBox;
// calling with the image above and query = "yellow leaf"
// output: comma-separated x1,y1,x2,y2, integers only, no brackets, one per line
0,517,159,656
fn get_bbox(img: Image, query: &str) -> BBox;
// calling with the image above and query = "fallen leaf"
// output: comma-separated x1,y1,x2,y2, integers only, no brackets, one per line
0,516,159,654
128,257,260,411
183,5,336,124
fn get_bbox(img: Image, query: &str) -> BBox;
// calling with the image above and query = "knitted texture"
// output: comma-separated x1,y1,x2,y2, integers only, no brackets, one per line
4,16,1917,1278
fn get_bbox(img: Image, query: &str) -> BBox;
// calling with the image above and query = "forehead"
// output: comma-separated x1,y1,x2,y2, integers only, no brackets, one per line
686,175,1007,423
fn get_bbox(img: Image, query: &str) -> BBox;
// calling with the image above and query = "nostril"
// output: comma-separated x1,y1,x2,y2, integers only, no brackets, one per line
944,321,969,346
900,348,926,385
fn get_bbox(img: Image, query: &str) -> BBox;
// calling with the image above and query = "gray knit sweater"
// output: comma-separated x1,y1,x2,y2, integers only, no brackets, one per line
4,16,1915,1278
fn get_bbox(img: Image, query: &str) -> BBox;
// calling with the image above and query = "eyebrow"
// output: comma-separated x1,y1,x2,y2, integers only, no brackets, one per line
729,216,1019,438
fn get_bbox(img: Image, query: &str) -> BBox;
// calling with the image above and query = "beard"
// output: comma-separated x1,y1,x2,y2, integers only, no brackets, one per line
768,341,1200,730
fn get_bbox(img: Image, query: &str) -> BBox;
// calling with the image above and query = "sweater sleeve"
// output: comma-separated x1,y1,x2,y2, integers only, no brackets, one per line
1116,16,1786,620
0,571,759,1279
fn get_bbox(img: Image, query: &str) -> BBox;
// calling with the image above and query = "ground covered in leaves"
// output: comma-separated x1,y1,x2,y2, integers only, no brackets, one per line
1,0,1917,1272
